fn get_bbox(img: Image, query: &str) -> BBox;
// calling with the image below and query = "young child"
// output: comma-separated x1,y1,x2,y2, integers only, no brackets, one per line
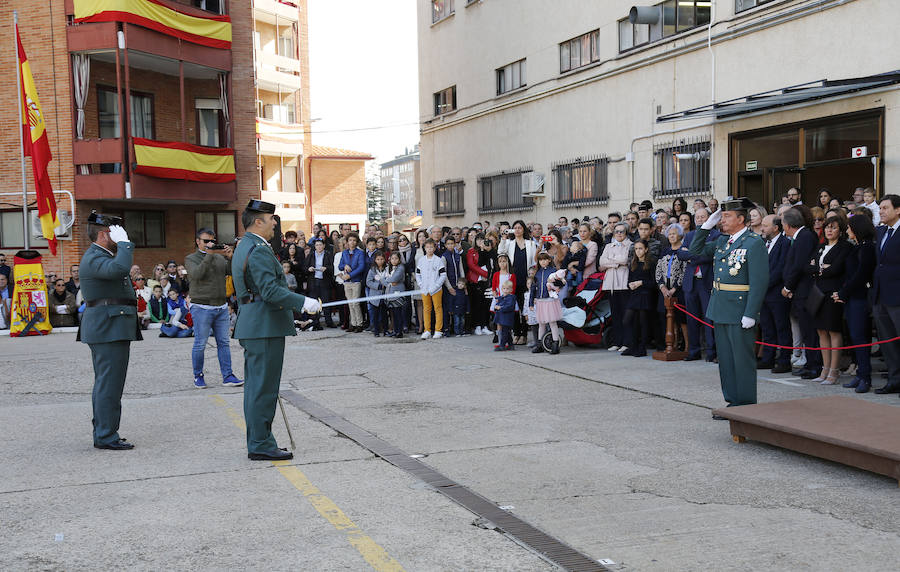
282,261,298,292
862,187,880,224
623,239,654,357
568,240,587,284
160,289,193,338
415,239,446,340
448,278,469,336
386,251,407,338
490,253,516,344
149,284,168,323
522,276,539,347
493,280,517,351
365,250,390,336
530,252,563,354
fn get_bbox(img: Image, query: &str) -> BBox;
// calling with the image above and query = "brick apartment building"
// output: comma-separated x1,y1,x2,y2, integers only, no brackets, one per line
0,0,370,278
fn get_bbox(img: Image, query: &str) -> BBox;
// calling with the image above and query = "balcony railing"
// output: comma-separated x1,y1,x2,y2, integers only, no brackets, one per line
256,119,304,157
257,58,302,93
254,0,300,23
261,190,306,222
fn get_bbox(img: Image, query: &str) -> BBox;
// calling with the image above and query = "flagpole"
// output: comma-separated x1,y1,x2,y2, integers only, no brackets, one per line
14,11,30,250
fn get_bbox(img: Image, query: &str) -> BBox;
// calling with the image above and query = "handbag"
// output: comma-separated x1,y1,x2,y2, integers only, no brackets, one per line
805,283,827,316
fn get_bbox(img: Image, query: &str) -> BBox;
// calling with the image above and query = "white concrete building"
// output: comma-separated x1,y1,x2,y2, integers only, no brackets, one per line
417,0,899,226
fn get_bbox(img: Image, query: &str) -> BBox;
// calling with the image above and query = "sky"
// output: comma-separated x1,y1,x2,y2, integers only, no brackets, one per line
307,1,420,169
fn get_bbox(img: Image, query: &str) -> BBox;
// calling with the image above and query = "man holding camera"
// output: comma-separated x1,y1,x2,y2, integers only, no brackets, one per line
185,228,243,389
78,212,141,450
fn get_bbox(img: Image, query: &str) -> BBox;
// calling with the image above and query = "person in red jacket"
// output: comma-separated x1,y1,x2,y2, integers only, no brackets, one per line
466,233,492,335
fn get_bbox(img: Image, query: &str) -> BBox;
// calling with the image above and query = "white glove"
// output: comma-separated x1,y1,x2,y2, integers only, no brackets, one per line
701,209,722,230
108,225,129,243
741,316,756,329
302,297,321,314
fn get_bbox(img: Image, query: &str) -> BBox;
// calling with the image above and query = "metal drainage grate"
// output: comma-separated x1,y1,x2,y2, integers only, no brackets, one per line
281,390,611,572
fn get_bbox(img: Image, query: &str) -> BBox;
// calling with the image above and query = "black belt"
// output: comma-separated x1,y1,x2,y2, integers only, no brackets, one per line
85,298,137,307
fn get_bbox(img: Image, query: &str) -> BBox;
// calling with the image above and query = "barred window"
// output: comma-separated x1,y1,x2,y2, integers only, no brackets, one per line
652,137,711,199
552,156,609,207
434,180,465,216
477,167,535,214
559,30,600,73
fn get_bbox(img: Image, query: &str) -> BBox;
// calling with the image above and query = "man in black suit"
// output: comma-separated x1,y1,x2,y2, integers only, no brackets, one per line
781,207,822,379
873,194,900,394
305,238,335,329
678,207,718,361
758,215,792,373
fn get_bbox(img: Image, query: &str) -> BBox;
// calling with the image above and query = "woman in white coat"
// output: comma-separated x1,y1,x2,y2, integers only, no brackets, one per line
597,222,633,351
499,220,537,344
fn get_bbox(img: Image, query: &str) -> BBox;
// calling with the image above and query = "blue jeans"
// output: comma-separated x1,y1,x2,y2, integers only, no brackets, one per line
160,324,193,338
452,313,465,335
191,305,233,378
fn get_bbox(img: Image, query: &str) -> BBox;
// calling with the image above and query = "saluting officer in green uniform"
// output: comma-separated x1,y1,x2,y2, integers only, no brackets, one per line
688,198,768,415
78,212,141,450
232,200,321,460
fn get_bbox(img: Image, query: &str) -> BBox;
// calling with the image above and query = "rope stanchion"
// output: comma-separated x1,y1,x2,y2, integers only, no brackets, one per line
673,303,900,352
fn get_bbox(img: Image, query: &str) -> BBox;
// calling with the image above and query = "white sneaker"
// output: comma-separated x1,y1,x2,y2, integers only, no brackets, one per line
433,331,443,339
474,326,483,336
421,331,431,340
618,346,629,353
607,346,620,352
794,355,807,368
481,328,491,335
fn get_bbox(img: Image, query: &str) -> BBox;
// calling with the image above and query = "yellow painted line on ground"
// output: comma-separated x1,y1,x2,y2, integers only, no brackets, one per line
210,394,405,572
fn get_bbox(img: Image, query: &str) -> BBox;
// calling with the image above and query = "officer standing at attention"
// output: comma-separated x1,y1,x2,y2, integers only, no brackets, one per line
232,200,321,461
688,198,768,416
78,212,141,450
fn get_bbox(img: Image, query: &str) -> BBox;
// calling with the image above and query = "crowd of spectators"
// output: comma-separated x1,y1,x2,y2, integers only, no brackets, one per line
2,186,900,399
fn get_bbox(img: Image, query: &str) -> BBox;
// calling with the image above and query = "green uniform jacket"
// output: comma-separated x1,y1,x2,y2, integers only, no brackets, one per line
78,242,142,344
688,228,768,325
231,232,307,339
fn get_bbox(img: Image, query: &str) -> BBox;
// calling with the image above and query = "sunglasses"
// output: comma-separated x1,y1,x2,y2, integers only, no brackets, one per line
614,230,626,234
136,277,145,281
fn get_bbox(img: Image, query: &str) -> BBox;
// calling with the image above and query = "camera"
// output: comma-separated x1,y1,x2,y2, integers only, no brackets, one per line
207,243,226,250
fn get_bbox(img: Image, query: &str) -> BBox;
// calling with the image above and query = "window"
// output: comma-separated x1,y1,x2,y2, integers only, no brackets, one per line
559,30,599,73
121,210,165,248
432,0,454,23
552,156,609,206
195,98,222,147
262,103,295,124
497,59,526,95
477,168,534,214
97,87,154,139
433,180,465,216
0,210,49,249
618,1,711,53
282,163,299,193
652,138,711,199
735,0,777,13
193,0,224,14
196,211,237,245
433,85,457,116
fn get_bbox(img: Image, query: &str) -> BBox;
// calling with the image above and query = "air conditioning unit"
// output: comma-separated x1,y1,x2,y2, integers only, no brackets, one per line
521,172,545,197
30,209,73,240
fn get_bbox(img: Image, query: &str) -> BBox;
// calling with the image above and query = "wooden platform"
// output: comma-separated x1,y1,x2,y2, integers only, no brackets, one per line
714,396,900,485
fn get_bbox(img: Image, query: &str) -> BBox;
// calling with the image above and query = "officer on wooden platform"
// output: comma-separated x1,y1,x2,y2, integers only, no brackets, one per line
232,200,321,461
78,212,142,450
688,198,768,416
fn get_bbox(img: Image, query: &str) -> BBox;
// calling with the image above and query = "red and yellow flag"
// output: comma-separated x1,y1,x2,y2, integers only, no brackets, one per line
17,25,59,255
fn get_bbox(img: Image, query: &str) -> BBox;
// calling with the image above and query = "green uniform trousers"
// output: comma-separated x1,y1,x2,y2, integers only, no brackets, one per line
713,323,757,406
89,341,131,446
240,337,286,454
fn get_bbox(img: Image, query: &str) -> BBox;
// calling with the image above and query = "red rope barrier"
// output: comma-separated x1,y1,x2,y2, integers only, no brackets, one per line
672,302,900,351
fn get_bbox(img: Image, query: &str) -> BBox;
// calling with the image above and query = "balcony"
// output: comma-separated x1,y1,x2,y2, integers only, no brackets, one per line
257,119,304,158
256,52,302,93
70,49,236,204
254,0,300,24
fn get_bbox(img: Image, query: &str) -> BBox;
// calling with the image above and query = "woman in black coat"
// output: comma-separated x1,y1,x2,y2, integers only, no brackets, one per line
806,215,853,385
835,214,877,393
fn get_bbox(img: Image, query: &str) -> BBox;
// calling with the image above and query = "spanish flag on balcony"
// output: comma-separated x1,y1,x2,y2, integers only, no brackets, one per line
133,138,235,183
17,25,59,255
73,0,232,49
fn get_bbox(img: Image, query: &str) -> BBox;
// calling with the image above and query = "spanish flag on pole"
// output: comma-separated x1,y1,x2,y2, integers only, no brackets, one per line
17,24,59,255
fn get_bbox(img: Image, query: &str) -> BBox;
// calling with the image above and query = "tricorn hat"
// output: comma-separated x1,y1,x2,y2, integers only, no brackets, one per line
245,200,276,214
87,210,123,227
721,197,756,212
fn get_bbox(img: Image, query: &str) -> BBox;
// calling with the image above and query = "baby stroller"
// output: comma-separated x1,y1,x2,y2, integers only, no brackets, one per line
541,271,610,351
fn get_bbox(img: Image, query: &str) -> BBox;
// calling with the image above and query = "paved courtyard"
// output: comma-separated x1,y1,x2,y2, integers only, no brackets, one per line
1,330,898,571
